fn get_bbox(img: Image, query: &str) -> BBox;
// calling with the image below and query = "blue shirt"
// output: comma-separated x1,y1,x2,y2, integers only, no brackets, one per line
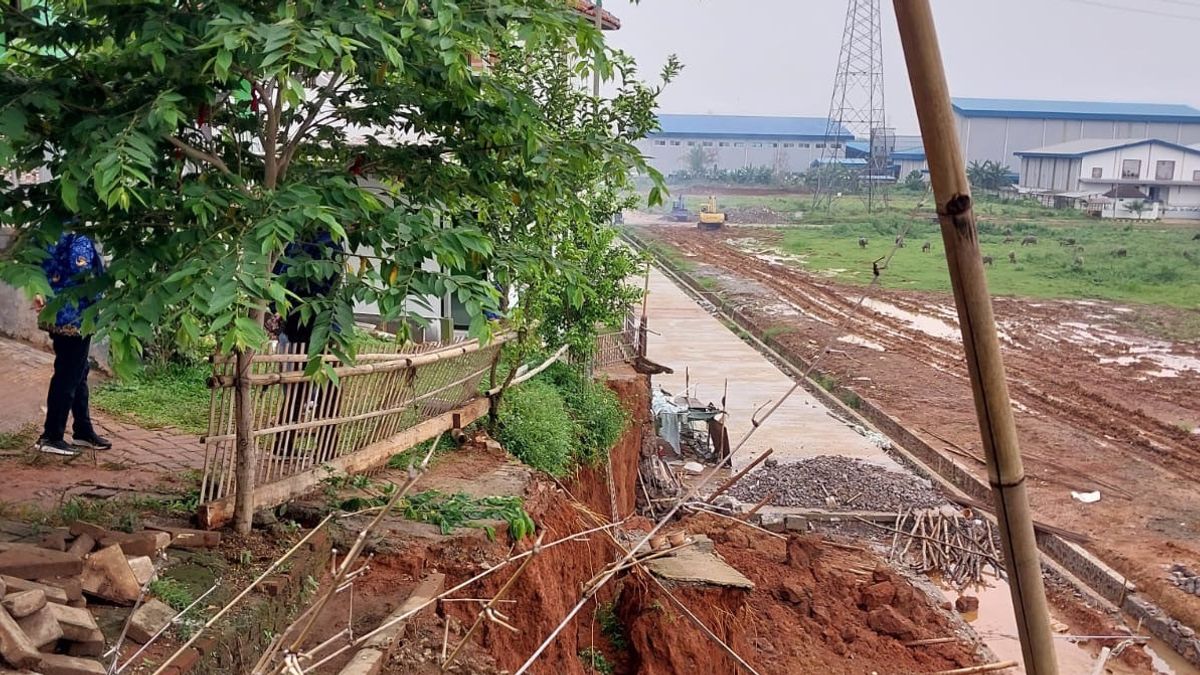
42,233,104,335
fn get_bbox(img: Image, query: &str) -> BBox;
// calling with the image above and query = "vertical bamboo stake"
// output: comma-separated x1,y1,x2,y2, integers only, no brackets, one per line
234,347,256,535
892,3,1057,673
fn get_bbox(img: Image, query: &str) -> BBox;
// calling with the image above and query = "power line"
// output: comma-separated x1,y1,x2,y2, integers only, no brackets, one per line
1057,0,1200,22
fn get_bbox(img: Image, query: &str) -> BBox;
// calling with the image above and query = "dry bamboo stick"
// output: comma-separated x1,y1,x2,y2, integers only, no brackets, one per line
704,448,774,504
904,637,961,647
856,518,999,563
741,490,776,520
933,661,1019,675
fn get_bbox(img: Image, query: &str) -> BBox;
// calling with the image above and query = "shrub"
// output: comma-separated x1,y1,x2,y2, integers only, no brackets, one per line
541,363,628,467
497,380,576,477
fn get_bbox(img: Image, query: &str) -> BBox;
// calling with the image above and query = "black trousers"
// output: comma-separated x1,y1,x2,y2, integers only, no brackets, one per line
43,334,96,442
275,320,341,455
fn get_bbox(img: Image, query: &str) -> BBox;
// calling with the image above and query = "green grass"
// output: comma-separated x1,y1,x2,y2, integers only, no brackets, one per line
773,218,1200,308
0,424,37,451
92,362,210,434
597,602,628,652
578,647,614,675
149,577,196,611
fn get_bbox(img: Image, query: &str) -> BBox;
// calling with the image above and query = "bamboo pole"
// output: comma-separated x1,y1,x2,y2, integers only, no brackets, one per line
934,662,1019,675
892,3,1056,673
704,448,773,503
234,348,256,535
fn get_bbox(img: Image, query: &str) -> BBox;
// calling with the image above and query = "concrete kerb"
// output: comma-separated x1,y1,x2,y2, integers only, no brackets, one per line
624,229,1200,667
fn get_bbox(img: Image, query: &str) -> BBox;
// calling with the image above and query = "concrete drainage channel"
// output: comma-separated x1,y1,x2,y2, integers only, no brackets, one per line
623,229,1200,670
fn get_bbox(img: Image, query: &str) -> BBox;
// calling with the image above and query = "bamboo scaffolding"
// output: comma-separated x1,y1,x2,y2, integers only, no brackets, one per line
893,2,1057,671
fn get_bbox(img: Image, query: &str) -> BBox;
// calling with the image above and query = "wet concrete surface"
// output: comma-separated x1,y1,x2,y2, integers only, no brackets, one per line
643,264,892,471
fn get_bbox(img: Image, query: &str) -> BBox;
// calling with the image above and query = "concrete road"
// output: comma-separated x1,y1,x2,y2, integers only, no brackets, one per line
642,265,895,472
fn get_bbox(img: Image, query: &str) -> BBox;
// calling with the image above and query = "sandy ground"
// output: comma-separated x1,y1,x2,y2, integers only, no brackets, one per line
637,224,1200,642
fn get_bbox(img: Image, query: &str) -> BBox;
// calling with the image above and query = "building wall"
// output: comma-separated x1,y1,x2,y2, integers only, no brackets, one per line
1019,157,1081,192
955,113,1200,174
1073,144,1200,186
636,136,839,174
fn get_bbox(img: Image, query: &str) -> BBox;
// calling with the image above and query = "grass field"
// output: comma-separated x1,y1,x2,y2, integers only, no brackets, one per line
647,190,1200,309
92,362,210,434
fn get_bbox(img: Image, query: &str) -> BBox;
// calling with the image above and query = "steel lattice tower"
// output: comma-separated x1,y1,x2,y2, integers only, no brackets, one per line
814,0,891,211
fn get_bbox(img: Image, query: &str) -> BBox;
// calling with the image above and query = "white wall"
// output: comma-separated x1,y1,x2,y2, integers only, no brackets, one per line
636,137,837,174
1076,143,1200,187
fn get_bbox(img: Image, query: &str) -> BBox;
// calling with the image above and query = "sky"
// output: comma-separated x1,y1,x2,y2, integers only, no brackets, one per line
602,0,1200,134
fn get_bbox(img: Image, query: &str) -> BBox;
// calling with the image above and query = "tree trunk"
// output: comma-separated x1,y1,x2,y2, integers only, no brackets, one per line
234,347,256,534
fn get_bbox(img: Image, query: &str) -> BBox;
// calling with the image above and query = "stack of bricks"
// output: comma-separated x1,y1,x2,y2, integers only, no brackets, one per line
0,520,219,674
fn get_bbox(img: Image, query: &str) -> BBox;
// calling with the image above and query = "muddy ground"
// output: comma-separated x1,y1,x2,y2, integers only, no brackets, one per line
636,224,1200,634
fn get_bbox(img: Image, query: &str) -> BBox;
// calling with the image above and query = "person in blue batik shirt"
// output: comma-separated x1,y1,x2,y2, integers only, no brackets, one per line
33,231,112,456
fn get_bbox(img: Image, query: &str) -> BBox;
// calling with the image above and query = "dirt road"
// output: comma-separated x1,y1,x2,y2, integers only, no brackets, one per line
638,224,1200,632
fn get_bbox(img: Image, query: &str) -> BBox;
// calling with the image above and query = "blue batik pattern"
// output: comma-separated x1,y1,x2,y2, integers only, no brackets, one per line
41,233,104,336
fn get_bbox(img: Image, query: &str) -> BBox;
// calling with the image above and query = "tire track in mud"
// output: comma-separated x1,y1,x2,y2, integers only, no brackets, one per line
646,226,1200,484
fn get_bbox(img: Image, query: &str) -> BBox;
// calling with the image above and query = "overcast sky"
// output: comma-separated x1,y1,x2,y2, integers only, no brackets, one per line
603,0,1200,134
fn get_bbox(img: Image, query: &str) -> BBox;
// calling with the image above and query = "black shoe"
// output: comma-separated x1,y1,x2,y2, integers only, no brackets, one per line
36,437,80,456
72,433,112,450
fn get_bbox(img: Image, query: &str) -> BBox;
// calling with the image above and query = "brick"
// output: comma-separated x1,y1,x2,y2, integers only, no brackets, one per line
126,556,156,586
64,632,104,657
44,602,99,643
128,599,174,644
38,652,107,675
80,545,141,605
16,606,63,649
98,531,169,558
144,524,220,549
65,534,95,558
2,577,68,605
39,530,70,552
0,544,84,580
0,606,40,669
2,589,46,618
37,578,82,603
67,522,110,541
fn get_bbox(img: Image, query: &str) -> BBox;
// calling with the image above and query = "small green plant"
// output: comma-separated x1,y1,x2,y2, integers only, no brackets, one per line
578,647,614,675
149,577,196,612
813,373,839,392
0,424,37,451
497,380,576,477
400,490,536,541
839,390,862,410
696,275,718,291
597,602,628,652
238,549,253,566
762,325,792,341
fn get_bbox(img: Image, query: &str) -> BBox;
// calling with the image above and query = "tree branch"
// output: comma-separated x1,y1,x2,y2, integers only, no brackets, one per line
165,135,247,194
278,74,344,180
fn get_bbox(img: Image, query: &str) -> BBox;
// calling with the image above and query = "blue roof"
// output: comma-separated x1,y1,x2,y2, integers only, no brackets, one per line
1015,137,1200,159
812,157,868,167
892,145,926,160
651,114,852,140
952,97,1200,124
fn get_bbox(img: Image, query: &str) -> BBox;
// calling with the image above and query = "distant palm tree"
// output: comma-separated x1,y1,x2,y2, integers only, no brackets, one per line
967,160,1014,193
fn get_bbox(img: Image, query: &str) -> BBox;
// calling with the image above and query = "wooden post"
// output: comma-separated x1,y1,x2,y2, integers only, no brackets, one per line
233,348,256,535
892,3,1057,674
704,448,773,504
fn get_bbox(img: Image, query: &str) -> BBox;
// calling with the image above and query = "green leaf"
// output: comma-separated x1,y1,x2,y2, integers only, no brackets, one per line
61,177,79,211
214,50,233,79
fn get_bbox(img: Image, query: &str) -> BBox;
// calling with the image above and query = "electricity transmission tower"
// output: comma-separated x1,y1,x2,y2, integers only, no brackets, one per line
813,0,891,212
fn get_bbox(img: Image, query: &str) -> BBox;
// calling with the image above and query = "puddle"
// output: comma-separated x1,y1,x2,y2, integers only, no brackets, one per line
862,298,963,342
1147,636,1200,675
837,334,886,352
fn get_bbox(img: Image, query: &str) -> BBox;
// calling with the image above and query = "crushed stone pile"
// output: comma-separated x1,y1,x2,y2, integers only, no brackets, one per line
727,455,945,512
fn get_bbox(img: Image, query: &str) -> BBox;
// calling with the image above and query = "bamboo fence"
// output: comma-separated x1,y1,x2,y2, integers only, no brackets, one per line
199,336,507,507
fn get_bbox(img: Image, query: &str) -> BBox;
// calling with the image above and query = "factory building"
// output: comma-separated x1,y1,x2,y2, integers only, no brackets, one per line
636,114,853,175
952,98,1200,174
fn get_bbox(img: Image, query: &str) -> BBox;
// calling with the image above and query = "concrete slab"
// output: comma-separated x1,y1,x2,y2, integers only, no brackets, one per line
643,265,893,471
644,548,754,589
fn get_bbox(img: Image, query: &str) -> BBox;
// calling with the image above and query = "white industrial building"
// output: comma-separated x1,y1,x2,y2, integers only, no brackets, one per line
636,114,852,175
953,98,1200,175
1015,138,1200,219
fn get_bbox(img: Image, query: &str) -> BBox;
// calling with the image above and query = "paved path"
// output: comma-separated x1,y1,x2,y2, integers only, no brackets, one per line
0,336,204,505
643,266,894,472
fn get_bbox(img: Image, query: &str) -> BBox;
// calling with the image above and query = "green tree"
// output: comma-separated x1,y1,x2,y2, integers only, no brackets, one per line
683,145,715,176
1,0,674,531
902,170,924,191
966,160,1013,192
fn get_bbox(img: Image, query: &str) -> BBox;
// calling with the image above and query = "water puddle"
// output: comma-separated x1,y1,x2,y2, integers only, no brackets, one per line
862,297,963,342
945,578,1197,674
837,334,886,352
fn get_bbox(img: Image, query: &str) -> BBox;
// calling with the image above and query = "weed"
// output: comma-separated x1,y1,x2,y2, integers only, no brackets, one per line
762,325,792,341
238,549,253,566
92,362,209,433
578,647,614,675
813,373,839,392
386,430,464,470
597,602,628,652
839,390,862,410
496,380,576,477
399,490,536,541
149,577,196,612
540,363,627,468
0,424,37,451
696,275,718,291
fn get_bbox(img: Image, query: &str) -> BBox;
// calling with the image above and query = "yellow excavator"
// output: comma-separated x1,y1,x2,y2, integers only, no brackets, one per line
697,195,726,230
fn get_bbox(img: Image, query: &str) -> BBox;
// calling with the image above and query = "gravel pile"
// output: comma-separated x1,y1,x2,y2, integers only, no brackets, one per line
727,455,945,512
